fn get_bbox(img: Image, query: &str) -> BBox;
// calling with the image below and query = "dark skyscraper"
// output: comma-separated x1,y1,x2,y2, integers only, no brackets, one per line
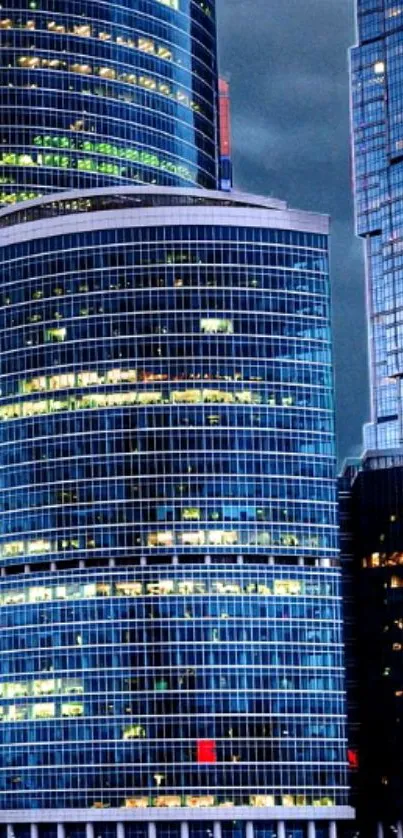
0,0,219,205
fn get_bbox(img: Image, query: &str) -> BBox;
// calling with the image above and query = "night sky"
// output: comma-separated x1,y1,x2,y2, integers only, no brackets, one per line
218,0,367,464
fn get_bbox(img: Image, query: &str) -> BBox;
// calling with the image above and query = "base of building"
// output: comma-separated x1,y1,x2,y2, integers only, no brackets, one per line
0,808,355,823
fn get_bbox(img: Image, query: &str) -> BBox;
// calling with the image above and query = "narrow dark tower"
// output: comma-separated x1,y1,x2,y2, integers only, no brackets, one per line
0,0,219,204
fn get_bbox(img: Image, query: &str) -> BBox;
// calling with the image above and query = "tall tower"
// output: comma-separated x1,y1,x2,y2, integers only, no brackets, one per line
0,187,353,837
350,0,403,450
0,0,219,204
340,2,403,834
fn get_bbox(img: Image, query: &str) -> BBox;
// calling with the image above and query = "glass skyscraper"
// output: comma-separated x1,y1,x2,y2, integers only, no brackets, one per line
350,0,403,450
340,2,403,834
0,187,353,836
0,0,219,205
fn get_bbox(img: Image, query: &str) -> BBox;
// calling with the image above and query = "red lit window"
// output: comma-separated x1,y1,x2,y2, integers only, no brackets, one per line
347,749,359,769
197,739,217,763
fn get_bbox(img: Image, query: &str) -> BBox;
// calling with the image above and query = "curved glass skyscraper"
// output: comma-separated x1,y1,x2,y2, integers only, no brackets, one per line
0,0,218,205
0,188,353,836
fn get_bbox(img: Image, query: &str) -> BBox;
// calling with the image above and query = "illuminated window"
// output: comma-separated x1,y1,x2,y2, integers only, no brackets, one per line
123,724,146,740
179,531,205,546
147,532,174,547
32,703,55,720
115,582,142,596
197,740,217,763
8,705,28,721
274,580,302,596
46,327,66,342
185,796,215,808
250,795,275,807
2,541,24,557
182,508,201,521
61,703,84,717
124,799,149,808
200,318,233,334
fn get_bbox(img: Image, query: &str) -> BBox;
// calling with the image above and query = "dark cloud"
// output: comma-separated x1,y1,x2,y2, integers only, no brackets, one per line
218,0,368,463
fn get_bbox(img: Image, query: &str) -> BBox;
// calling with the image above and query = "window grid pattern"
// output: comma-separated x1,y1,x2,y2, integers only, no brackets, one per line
0,565,347,810
0,202,346,812
0,223,337,565
0,0,218,205
351,2,403,448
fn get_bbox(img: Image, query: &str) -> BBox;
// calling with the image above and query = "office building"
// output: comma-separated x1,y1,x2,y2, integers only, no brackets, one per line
350,0,403,450
0,0,219,205
0,186,353,837
341,2,403,833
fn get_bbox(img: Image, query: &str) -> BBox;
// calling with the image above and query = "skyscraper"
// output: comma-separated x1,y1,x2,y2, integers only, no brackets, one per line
350,0,403,450
340,2,403,834
0,0,219,205
0,187,353,836
0,2,353,838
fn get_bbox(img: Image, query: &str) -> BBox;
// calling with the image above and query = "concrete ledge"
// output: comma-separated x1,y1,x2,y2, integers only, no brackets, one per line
0,806,355,823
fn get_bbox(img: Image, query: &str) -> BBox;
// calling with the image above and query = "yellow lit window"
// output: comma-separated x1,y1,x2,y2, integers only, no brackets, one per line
46,327,66,342
123,724,146,740
27,539,51,555
138,392,162,404
98,66,116,79
49,373,74,390
73,24,91,36
95,583,111,596
32,703,55,720
124,798,149,808
61,703,84,717
157,0,179,8
182,508,201,521
6,683,29,699
3,591,25,605
208,530,238,546
172,389,201,403
180,531,205,546
200,318,233,334
185,796,215,808
282,795,295,806
8,705,28,721
138,38,155,54
147,532,173,547
274,580,302,596
33,680,55,696
203,389,234,403
249,795,275,807
2,541,24,557
29,586,52,603
71,63,92,75
115,582,143,596
155,796,181,808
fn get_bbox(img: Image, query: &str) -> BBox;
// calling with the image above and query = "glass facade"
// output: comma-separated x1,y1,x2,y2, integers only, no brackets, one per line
350,0,403,450
0,189,351,830
0,0,219,206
